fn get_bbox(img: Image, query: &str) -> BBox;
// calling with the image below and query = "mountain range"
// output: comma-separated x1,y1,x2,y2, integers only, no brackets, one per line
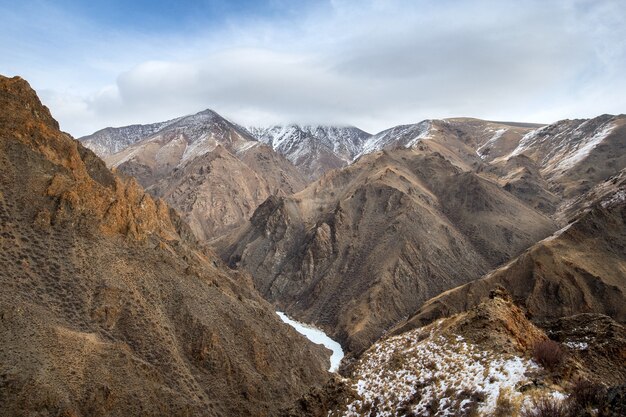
79,105,626,359
2,74,625,416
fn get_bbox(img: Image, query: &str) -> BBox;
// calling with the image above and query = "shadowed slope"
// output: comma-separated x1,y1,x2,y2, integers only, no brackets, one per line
217,147,555,355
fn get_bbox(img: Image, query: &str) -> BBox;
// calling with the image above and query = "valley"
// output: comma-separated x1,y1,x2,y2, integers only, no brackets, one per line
1,74,624,416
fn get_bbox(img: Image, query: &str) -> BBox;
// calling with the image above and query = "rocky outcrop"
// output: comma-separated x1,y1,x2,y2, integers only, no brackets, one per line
0,75,329,417
322,297,558,417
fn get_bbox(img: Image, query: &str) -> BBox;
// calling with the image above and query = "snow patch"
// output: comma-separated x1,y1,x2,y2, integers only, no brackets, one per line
601,189,626,208
356,121,431,159
338,326,557,417
554,122,616,171
180,133,217,164
564,341,589,350
476,129,507,159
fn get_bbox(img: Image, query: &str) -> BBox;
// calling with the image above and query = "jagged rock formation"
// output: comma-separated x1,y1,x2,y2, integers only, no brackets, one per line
81,110,306,240
394,173,626,333
248,125,371,179
216,146,556,355
0,75,329,417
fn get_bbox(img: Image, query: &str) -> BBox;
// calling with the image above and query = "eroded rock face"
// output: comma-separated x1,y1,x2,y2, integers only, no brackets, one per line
0,75,329,417
217,147,556,355
545,313,626,386
396,174,626,334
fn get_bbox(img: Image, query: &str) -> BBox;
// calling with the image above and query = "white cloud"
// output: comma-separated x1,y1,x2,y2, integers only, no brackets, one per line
3,0,625,136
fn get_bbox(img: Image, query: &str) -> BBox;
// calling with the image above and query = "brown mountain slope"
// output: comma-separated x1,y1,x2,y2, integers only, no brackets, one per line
394,173,626,334
364,116,625,217
216,147,556,355
443,117,543,161
147,142,305,240
496,114,626,199
357,118,539,171
85,110,306,240
0,75,329,417
481,154,562,215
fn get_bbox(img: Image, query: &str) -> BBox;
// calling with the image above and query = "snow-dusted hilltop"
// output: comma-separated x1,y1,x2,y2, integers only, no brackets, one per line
356,121,432,158
79,116,185,157
79,109,306,240
496,114,626,198
248,125,371,179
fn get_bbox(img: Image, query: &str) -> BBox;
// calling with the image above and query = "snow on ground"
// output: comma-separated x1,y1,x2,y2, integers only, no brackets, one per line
601,189,626,208
339,323,555,417
356,121,431,159
276,311,344,372
476,128,507,159
564,341,589,350
234,140,259,154
180,133,217,164
554,122,616,171
506,118,616,175
508,126,548,159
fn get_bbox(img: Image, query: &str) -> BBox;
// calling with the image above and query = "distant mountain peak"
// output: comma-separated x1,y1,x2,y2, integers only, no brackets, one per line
247,124,371,179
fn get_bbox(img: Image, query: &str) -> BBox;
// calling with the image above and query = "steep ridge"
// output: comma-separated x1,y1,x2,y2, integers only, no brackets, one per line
0,75,329,417
330,296,555,417
248,125,371,179
216,147,556,355
356,118,539,166
395,171,626,333
481,154,562,215
285,294,626,416
80,116,185,157
501,114,626,199
81,110,306,240
359,116,626,215
444,118,544,161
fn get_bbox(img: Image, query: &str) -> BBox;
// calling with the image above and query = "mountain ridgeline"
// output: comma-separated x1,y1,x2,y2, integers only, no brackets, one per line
3,72,625,417
81,106,626,360
81,110,307,240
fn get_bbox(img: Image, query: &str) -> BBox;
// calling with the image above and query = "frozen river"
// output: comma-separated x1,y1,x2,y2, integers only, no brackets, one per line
277,311,344,372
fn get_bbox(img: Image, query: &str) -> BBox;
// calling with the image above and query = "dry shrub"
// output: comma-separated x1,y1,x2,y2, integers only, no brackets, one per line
533,339,564,370
520,396,569,417
568,378,605,410
494,387,518,417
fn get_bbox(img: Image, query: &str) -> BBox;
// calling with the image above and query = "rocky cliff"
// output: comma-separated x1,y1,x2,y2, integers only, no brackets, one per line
0,75,329,417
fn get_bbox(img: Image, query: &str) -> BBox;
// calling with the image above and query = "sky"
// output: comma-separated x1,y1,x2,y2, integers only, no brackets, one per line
1,0,625,137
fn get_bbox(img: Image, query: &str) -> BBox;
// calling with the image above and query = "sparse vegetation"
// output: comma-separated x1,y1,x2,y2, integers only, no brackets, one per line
569,379,604,408
520,397,569,417
532,339,564,371
494,387,518,417
567,378,606,415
